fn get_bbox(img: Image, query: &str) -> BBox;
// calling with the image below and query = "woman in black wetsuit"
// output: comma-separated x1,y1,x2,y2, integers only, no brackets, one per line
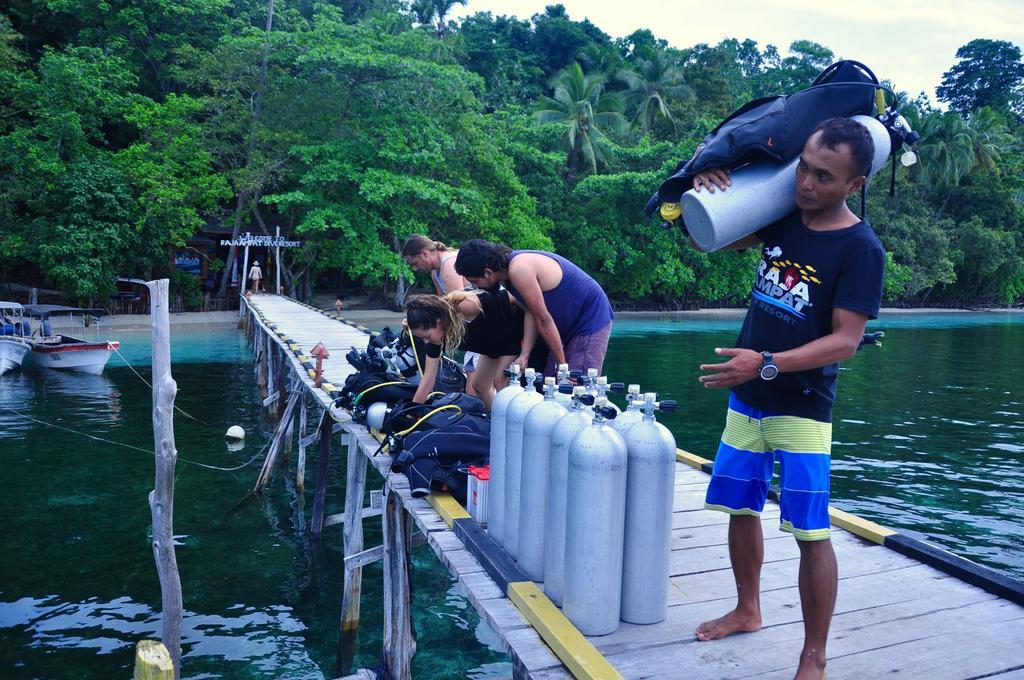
405,291,534,409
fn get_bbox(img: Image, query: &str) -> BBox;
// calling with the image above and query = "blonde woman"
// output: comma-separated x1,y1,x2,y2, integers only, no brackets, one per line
402,234,482,385
401,235,465,296
405,291,533,409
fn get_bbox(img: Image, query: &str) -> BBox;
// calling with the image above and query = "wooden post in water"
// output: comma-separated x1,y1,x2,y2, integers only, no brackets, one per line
382,487,415,679
133,640,174,680
296,399,307,492
146,279,183,678
253,390,301,494
266,337,276,412
341,433,367,633
257,330,268,394
311,411,332,535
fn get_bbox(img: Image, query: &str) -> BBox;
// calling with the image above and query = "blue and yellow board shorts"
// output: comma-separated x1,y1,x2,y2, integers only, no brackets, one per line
704,393,833,541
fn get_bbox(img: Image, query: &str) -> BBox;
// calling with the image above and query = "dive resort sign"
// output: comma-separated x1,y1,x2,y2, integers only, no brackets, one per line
226,230,303,298
220,233,303,249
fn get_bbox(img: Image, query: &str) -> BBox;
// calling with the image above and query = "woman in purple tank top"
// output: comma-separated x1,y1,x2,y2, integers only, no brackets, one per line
455,239,614,375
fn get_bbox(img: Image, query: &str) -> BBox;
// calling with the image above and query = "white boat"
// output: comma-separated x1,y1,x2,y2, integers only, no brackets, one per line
0,302,32,375
23,305,120,375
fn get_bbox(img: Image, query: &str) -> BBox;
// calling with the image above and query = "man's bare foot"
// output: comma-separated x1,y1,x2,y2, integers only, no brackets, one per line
695,608,762,641
793,650,827,679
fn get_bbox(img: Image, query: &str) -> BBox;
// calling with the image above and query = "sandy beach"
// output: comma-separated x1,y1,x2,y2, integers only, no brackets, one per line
71,304,1021,334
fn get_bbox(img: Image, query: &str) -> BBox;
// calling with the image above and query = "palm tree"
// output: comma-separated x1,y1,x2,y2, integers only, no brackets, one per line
965,106,1013,174
534,62,628,177
914,111,975,189
616,48,692,136
412,0,467,38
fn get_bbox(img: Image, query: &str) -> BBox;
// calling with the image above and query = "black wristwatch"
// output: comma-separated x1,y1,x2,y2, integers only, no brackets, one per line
759,351,779,381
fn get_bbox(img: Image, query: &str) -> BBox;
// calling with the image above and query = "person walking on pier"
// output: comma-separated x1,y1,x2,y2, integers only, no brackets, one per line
691,118,886,680
455,240,614,375
248,260,263,295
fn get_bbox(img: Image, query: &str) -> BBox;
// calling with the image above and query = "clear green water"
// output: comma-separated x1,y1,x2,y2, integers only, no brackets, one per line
2,314,1023,678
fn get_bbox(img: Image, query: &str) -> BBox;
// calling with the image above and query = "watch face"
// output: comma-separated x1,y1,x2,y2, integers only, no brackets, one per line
760,364,779,380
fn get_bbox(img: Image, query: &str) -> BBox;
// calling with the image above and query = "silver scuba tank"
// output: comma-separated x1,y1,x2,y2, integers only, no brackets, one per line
609,384,643,436
366,401,390,432
487,364,526,544
621,393,678,624
503,373,545,558
542,386,592,606
554,363,573,407
517,379,569,582
563,397,628,635
594,376,625,413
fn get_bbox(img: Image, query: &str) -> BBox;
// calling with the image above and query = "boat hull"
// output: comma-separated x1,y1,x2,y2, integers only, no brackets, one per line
0,338,31,375
28,339,119,375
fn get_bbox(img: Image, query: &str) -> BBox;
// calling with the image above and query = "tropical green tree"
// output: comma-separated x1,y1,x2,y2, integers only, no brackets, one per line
534,62,627,177
937,39,1024,115
411,0,467,38
617,47,691,136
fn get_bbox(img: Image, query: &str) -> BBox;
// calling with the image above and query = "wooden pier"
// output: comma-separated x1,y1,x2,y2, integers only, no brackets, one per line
242,294,1024,680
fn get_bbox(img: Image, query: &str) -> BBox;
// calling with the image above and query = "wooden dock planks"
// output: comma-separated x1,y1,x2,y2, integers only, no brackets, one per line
246,295,1024,680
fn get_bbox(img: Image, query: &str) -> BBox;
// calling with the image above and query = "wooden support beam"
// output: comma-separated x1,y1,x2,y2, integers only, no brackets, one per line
325,506,383,528
345,533,426,570
296,399,307,493
145,279,183,678
133,640,174,680
311,411,332,535
252,391,301,495
382,488,415,679
341,433,368,632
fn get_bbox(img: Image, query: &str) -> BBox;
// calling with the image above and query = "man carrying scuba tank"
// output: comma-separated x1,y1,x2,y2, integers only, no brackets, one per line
692,118,885,680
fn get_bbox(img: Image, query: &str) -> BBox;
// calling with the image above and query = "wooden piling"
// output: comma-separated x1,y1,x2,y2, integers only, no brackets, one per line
266,337,276,411
133,640,174,680
253,390,301,494
296,399,307,493
145,279,183,678
382,487,415,679
341,433,368,632
311,411,333,535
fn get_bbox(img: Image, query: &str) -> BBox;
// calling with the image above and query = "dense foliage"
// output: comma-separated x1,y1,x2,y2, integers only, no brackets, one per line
2,2,1023,307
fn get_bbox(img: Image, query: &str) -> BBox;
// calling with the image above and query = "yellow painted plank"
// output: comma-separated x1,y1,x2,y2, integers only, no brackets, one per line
829,507,896,544
321,383,336,391
308,369,317,379
675,448,711,469
507,582,624,680
427,492,471,526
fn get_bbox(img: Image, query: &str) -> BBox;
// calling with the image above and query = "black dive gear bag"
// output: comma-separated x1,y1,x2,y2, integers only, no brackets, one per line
645,60,881,218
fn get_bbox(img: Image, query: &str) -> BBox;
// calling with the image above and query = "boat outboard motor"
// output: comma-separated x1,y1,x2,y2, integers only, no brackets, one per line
609,384,643,436
563,397,628,635
502,373,545,557
518,378,569,582
543,387,593,606
621,393,677,624
488,364,527,544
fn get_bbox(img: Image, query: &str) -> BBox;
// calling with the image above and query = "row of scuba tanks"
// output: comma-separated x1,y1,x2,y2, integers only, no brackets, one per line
491,363,678,636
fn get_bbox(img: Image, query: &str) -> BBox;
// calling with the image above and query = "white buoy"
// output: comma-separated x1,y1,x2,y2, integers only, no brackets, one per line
681,115,892,252
225,425,245,441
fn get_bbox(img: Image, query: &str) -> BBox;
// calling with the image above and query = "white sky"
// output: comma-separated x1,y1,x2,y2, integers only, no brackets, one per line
449,0,1024,103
